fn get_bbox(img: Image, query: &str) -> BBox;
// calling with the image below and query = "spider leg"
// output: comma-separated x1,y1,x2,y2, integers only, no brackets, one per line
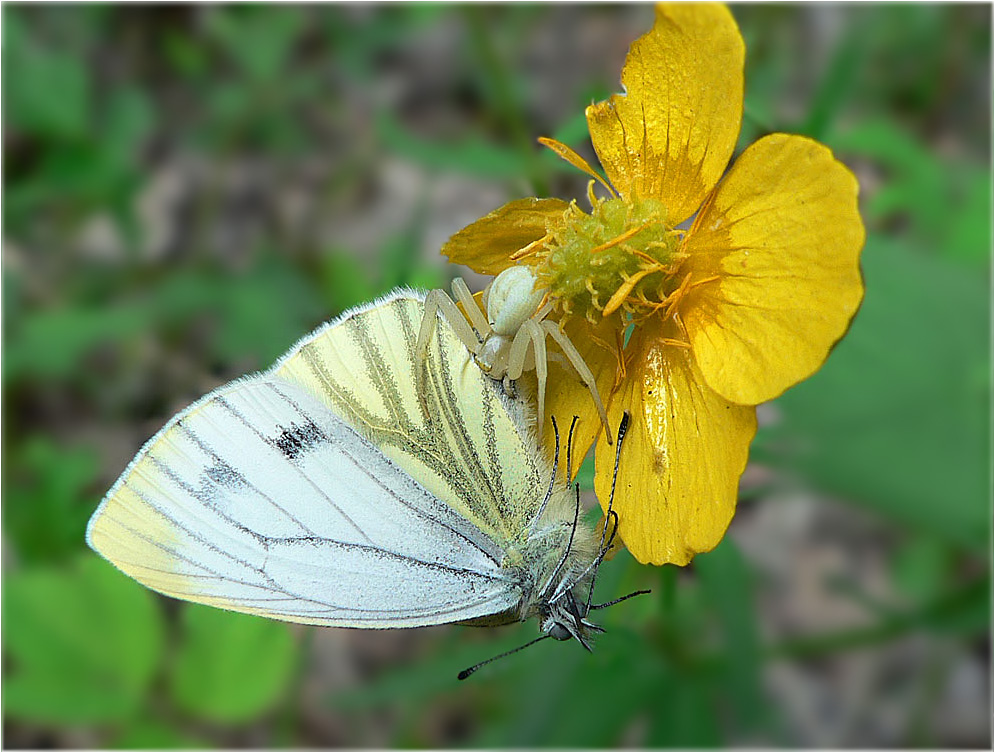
546,351,571,372
508,320,548,442
417,289,483,359
451,277,492,339
541,320,612,441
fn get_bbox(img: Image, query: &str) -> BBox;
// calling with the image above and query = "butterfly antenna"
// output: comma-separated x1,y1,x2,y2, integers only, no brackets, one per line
533,416,561,528
579,412,631,612
580,511,619,613
541,481,582,598
606,412,629,522
565,415,579,486
588,411,629,563
457,635,551,680
589,588,652,611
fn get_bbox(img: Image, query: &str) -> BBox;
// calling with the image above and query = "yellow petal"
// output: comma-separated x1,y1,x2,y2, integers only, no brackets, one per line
683,133,866,406
586,3,744,226
594,332,756,566
442,197,569,275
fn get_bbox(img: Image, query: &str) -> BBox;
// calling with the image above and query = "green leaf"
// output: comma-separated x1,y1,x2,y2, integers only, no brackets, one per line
644,667,722,748
759,235,991,551
208,259,327,366
205,6,305,83
112,718,211,749
317,250,377,313
574,452,596,491
828,120,991,263
800,20,869,140
3,10,92,139
890,536,955,603
375,110,527,179
3,556,165,724
3,299,153,382
162,28,211,79
694,539,767,737
3,435,99,563
946,171,994,264
169,605,299,724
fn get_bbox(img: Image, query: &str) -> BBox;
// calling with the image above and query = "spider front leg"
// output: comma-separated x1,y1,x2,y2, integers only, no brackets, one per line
450,277,491,339
542,320,612,441
506,319,549,443
417,289,484,360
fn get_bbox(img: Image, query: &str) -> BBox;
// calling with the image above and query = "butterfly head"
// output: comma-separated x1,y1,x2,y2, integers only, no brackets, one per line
540,587,602,649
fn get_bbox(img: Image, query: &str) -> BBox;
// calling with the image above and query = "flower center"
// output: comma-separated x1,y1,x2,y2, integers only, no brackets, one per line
531,197,685,325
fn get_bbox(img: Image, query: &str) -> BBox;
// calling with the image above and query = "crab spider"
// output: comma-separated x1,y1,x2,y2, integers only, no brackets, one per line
417,265,612,445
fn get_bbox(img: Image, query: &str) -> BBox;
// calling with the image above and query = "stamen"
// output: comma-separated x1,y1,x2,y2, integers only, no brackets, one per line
586,180,599,210
661,273,718,319
584,279,603,312
603,267,659,317
673,311,690,341
534,296,554,320
614,328,627,388
589,223,653,255
661,338,691,349
511,233,553,261
620,244,667,269
538,136,616,197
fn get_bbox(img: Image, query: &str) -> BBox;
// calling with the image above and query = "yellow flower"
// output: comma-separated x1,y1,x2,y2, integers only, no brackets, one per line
443,3,865,565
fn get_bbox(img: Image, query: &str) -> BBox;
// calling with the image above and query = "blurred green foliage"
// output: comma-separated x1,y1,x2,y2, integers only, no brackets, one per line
2,4,991,748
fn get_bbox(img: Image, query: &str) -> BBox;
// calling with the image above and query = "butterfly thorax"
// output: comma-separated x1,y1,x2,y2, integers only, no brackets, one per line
506,492,603,645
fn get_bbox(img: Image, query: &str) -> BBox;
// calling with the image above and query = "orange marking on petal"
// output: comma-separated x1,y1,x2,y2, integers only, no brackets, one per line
664,273,719,318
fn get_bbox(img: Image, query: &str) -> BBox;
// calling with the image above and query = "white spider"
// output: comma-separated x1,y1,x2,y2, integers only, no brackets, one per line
417,265,611,444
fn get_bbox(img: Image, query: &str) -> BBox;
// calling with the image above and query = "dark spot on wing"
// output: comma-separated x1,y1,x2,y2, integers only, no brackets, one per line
273,421,328,460
204,461,247,488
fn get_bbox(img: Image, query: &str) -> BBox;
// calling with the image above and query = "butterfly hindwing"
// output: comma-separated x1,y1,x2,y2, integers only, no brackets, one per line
274,292,551,551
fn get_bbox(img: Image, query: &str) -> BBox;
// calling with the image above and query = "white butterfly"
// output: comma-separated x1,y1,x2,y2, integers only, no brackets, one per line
87,291,640,676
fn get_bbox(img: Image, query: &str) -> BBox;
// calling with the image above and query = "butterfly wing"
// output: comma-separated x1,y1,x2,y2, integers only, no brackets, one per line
87,374,519,628
274,291,553,552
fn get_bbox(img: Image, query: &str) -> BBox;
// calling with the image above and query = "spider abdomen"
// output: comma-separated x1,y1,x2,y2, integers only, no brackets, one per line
486,266,545,336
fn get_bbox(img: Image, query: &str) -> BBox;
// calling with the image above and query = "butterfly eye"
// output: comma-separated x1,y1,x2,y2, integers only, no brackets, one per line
547,622,573,641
